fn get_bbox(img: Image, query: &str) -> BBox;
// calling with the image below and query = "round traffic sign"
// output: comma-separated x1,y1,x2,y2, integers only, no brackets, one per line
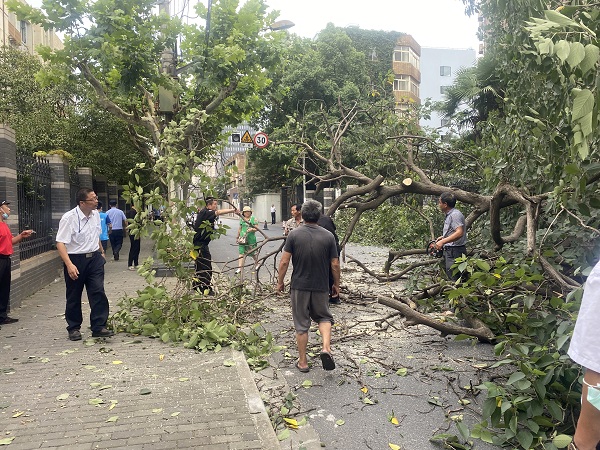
253,132,269,149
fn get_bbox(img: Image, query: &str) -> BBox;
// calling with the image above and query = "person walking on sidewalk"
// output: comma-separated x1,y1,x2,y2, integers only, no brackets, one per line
277,200,340,373
96,201,111,253
192,197,238,294
106,199,126,261
56,188,114,341
270,204,276,225
126,205,141,270
0,201,34,325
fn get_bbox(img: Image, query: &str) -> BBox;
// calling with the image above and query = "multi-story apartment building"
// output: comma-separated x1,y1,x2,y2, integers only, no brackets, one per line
392,34,421,116
1,0,63,55
419,47,476,130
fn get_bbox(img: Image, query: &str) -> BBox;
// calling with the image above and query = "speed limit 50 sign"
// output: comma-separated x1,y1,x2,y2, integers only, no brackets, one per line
253,132,269,149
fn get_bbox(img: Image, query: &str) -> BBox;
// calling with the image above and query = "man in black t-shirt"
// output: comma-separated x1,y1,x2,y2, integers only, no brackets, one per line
193,198,237,294
277,200,340,372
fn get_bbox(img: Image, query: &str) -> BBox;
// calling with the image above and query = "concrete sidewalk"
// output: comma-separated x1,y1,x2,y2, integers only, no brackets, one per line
0,237,279,449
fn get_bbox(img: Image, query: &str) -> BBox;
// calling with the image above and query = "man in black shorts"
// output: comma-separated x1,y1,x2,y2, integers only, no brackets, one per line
277,200,340,372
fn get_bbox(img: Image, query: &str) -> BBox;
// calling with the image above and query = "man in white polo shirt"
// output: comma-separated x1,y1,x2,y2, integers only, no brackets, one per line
56,188,114,341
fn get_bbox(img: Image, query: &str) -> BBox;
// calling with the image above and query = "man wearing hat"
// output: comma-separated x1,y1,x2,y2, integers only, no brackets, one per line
0,201,35,325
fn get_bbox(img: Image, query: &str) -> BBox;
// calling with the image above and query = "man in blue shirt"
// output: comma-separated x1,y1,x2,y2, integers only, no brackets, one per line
433,191,467,280
97,202,111,253
106,199,126,261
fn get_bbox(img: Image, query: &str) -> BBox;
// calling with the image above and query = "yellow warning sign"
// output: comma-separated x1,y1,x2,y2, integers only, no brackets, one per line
241,131,253,143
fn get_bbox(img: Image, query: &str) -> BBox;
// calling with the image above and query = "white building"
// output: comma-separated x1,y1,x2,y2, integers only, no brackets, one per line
419,47,476,131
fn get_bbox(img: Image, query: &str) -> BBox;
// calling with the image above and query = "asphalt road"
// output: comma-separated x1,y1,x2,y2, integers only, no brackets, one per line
210,216,499,450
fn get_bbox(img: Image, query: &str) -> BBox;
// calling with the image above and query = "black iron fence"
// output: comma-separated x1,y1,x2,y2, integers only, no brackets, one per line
17,154,54,260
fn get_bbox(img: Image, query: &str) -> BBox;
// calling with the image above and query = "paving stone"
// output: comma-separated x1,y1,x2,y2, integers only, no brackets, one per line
0,238,279,450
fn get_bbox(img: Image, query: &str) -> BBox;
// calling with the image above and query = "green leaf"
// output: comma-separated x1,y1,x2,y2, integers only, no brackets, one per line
475,260,491,272
545,10,577,27
0,437,15,445
301,380,313,389
553,434,573,448
277,428,290,441
396,367,408,376
580,44,600,74
566,42,586,67
555,40,570,62
506,371,526,385
516,429,533,449
335,419,345,426
139,388,152,395
572,88,594,121
56,393,69,401
456,421,469,441
106,415,119,422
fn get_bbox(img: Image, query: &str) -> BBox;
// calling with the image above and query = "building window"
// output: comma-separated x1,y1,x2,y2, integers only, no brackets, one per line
440,86,450,95
393,46,420,70
20,21,28,44
440,66,451,76
411,80,419,97
393,75,409,92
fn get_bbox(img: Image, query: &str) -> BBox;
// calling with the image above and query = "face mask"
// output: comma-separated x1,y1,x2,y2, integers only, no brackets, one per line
1,213,7,220
584,379,600,411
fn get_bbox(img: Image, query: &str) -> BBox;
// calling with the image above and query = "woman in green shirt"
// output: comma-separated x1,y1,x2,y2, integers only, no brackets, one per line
235,206,259,274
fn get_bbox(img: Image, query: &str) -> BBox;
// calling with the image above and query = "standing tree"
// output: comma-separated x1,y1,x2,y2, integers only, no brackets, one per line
8,0,289,281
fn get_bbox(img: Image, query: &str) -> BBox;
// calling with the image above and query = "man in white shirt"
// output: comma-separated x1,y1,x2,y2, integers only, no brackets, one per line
56,188,114,341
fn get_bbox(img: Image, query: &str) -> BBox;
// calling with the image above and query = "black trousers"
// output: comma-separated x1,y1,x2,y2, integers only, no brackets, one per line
194,244,212,292
444,245,466,280
0,256,11,320
128,235,141,267
64,252,109,332
271,212,276,224
109,229,124,257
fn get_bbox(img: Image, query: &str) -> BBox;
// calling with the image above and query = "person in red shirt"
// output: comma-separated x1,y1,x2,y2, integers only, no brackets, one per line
0,201,34,325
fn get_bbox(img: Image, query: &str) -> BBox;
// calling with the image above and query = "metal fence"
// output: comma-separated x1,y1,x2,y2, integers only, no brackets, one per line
16,154,54,260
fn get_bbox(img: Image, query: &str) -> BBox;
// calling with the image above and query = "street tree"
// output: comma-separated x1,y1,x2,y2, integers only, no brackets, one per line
0,46,140,182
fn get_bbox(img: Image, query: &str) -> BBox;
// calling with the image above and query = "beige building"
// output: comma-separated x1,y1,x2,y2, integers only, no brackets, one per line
1,0,63,55
392,34,421,115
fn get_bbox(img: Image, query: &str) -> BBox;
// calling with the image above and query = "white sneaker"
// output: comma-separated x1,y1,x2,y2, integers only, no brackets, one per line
235,269,241,274
128,266,135,271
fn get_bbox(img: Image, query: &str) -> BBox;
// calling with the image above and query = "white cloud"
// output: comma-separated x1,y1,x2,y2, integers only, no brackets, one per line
267,0,479,49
